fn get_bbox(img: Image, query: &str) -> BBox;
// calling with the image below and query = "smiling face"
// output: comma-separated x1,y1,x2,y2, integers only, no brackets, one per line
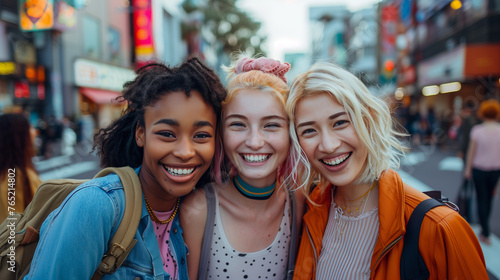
136,90,217,199
222,89,290,187
294,92,368,188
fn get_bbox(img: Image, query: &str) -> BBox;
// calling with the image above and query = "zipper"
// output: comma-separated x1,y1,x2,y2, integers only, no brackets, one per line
373,235,403,270
305,224,318,265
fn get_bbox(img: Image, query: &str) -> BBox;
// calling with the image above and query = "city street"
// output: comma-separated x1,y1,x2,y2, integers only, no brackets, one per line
36,145,500,279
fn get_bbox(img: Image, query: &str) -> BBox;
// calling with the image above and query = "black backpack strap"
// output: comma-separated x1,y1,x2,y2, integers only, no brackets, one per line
400,198,443,280
286,190,299,280
198,184,216,278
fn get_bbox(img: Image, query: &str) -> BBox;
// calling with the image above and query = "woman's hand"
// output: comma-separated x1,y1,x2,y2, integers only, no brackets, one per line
464,168,471,180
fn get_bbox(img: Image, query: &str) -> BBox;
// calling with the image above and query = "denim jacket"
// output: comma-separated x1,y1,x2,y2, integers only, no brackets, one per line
25,167,189,280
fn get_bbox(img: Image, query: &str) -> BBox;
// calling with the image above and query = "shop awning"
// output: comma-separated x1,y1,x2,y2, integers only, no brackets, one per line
80,87,124,104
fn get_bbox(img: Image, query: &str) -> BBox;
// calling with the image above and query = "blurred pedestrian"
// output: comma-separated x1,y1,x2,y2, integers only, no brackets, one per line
465,99,500,245
425,107,438,145
458,100,479,161
61,116,76,156
36,117,49,158
0,113,42,221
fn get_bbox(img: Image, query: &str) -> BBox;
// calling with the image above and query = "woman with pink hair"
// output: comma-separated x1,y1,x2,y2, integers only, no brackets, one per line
181,53,304,280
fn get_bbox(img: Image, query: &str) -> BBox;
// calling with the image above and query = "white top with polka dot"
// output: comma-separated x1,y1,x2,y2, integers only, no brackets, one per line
206,184,292,279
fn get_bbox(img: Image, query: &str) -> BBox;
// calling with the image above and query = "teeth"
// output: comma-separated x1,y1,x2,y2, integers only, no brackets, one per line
165,167,195,176
322,154,350,166
242,154,270,163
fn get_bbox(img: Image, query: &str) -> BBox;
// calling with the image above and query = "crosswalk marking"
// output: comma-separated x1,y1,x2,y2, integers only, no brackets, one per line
398,170,433,192
33,155,72,172
438,156,464,172
39,161,98,181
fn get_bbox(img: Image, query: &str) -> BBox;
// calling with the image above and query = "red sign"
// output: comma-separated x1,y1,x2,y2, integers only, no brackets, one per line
380,4,398,55
133,0,154,62
15,81,30,98
37,83,45,99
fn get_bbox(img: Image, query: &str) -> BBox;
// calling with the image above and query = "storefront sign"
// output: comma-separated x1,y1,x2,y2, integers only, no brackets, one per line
380,4,398,85
37,82,45,99
19,0,55,31
54,1,76,31
0,62,16,75
14,41,37,65
464,44,500,77
74,58,135,92
417,45,465,88
14,81,30,98
133,0,154,62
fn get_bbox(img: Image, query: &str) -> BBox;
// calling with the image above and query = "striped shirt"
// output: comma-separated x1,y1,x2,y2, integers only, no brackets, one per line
315,203,379,280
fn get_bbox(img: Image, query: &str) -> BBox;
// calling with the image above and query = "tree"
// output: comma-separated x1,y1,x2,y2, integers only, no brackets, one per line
182,0,267,57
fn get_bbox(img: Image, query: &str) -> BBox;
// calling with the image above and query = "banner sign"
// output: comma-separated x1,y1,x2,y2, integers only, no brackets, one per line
133,0,154,62
19,0,54,31
54,1,76,30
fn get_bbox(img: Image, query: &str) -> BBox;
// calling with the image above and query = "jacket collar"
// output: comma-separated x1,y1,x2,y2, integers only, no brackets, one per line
303,170,407,262
302,182,332,263
371,169,406,268
134,166,151,220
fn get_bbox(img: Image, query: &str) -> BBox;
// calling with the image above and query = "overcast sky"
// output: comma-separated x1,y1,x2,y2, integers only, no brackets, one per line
238,0,381,60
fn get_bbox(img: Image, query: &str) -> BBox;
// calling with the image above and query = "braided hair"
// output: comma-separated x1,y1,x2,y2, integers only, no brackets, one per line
93,57,227,183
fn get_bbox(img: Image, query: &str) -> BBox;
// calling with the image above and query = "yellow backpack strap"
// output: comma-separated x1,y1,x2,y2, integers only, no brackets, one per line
91,166,143,280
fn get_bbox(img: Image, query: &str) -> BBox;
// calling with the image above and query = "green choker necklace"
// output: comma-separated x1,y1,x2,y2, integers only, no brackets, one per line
233,175,276,200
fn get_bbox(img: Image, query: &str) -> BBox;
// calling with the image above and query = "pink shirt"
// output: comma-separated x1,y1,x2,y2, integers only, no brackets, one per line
152,209,178,280
470,123,500,170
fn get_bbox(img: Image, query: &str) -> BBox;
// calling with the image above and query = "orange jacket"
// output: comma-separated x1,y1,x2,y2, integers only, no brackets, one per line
293,169,487,280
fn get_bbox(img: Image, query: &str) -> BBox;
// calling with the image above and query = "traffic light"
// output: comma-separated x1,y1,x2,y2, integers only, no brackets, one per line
380,59,396,84
384,59,395,72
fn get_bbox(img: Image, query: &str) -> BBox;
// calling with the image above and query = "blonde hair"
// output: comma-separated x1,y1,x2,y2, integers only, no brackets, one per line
286,62,408,198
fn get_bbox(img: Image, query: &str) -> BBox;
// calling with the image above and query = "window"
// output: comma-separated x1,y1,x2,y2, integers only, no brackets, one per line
82,16,101,59
108,27,121,64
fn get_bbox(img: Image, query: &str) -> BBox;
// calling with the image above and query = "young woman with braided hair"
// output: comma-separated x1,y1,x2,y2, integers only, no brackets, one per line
181,53,305,280
25,58,227,280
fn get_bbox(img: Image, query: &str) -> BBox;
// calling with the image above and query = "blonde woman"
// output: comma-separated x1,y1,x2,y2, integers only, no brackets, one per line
181,54,304,280
286,62,488,279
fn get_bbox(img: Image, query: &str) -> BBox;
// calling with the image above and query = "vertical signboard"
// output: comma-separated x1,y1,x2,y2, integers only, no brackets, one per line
133,0,154,66
54,1,77,31
19,0,55,31
379,4,398,85
400,0,413,28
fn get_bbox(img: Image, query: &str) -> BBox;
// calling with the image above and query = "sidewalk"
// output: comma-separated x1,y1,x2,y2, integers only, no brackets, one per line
34,148,99,181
